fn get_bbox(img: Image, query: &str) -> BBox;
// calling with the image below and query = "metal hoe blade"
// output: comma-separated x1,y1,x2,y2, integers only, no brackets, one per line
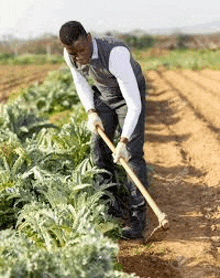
144,213,169,243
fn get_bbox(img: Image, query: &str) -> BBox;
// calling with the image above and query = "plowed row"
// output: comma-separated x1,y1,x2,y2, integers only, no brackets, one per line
151,69,220,186
119,69,220,278
0,64,62,103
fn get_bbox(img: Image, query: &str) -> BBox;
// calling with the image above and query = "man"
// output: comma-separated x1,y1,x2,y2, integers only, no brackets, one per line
59,21,148,239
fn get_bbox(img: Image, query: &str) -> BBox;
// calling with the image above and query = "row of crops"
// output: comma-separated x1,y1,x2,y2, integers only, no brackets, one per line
0,53,63,65
0,68,137,277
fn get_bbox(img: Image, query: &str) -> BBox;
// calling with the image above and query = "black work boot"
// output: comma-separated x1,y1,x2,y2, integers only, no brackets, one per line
122,207,146,239
108,198,124,218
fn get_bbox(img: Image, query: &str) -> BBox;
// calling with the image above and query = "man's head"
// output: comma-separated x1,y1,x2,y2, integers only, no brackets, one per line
59,21,92,65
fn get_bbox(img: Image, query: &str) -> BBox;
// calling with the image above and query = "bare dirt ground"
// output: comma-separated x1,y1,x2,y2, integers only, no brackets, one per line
0,64,61,103
118,69,220,278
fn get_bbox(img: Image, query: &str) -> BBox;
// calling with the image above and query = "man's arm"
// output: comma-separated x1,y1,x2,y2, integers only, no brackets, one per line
109,46,142,141
64,48,104,133
64,48,95,112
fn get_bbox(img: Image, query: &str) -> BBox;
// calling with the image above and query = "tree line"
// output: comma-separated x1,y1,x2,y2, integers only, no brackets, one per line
1,32,220,56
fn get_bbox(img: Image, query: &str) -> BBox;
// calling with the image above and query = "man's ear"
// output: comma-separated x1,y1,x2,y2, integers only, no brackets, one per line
87,33,91,42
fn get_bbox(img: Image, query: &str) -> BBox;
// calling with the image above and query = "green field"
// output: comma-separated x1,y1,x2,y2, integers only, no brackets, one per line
134,48,220,70
0,53,64,65
2,48,220,70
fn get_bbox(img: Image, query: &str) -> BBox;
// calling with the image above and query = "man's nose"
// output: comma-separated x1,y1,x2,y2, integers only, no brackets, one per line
75,55,80,61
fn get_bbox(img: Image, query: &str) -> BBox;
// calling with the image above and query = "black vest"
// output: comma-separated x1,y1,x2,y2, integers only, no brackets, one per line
68,36,146,105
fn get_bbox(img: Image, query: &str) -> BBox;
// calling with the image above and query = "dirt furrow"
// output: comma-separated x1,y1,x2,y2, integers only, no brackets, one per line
131,70,220,278
0,65,55,81
199,69,220,82
0,72,41,87
0,68,53,92
0,64,62,103
155,70,220,186
161,70,220,134
179,70,220,100
0,64,61,85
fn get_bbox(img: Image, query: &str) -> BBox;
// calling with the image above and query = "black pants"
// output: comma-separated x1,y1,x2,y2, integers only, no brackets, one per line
91,85,148,210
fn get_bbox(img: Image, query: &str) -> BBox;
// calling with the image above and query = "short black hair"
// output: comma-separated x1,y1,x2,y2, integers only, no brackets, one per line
59,21,88,45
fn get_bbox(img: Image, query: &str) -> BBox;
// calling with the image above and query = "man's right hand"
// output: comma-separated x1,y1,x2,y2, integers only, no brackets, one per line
87,111,104,134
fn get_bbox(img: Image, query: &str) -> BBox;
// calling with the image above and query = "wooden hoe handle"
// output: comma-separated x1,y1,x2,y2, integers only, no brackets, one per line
97,126,169,230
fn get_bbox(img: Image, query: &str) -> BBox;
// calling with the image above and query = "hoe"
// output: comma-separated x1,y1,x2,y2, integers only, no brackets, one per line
97,126,169,243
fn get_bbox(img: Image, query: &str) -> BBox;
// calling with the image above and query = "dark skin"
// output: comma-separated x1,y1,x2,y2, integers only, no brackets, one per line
64,33,93,66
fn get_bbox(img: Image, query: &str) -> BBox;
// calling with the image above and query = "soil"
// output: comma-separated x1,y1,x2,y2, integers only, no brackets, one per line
117,69,220,278
0,64,62,103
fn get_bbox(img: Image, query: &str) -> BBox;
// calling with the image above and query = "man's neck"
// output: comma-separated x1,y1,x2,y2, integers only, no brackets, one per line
90,37,98,60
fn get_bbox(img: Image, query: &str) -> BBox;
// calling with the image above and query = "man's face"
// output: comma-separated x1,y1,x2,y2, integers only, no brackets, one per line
64,34,92,65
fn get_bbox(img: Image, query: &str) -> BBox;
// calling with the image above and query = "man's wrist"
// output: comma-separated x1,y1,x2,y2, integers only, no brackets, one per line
87,109,96,115
120,137,129,144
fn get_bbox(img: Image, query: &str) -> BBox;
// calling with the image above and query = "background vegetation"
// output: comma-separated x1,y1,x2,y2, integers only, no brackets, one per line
1,31,220,69
133,48,220,70
1,48,220,70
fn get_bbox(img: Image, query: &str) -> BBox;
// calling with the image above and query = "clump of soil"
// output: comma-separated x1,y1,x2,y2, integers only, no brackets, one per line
119,240,180,278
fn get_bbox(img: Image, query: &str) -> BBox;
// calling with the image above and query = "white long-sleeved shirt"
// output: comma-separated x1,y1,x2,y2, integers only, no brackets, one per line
64,38,142,139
